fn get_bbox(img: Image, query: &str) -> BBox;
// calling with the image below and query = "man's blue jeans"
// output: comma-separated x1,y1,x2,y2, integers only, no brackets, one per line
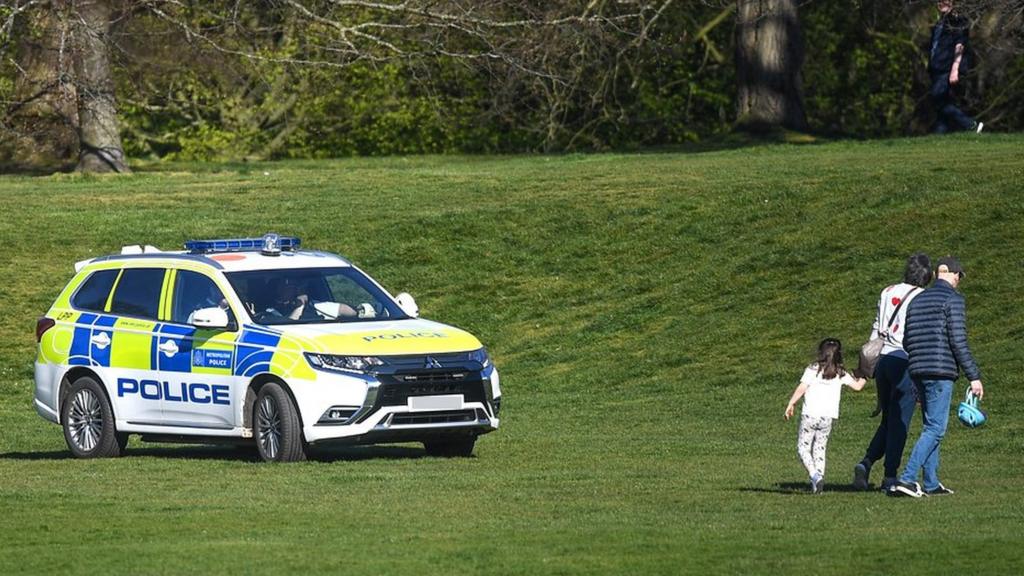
899,378,954,491
863,355,917,478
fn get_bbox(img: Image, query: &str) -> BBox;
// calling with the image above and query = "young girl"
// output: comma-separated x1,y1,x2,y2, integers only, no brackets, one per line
784,338,866,493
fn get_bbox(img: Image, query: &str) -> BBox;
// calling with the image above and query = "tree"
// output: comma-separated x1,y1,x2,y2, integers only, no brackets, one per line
73,0,128,172
1,1,670,172
1,0,128,172
734,0,807,131
2,0,79,170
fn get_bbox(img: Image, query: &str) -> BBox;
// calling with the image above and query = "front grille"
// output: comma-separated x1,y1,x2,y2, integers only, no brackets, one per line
390,410,477,426
383,353,472,369
377,370,486,407
396,371,468,384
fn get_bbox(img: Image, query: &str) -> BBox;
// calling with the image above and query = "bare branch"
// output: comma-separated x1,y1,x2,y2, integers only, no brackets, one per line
1,0,43,47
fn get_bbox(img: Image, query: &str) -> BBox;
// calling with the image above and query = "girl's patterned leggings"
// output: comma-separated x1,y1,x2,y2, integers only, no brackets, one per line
797,414,834,478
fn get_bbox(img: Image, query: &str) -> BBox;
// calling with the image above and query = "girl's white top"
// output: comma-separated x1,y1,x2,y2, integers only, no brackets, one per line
800,364,857,419
870,282,923,359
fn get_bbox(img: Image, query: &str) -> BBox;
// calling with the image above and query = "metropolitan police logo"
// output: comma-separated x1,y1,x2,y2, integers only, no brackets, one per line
192,349,233,369
424,356,442,369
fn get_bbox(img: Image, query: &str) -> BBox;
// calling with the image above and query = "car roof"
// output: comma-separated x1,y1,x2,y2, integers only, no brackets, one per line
81,249,351,273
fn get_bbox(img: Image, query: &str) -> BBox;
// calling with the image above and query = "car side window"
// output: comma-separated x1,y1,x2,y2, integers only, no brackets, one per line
172,270,234,326
109,268,165,319
71,269,119,312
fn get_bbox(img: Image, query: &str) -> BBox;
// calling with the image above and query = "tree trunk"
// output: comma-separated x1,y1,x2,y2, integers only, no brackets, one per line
3,1,79,171
73,0,130,173
735,0,807,132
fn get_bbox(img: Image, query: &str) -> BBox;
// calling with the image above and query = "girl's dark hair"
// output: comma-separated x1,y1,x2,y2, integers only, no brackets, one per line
815,338,846,379
904,252,933,287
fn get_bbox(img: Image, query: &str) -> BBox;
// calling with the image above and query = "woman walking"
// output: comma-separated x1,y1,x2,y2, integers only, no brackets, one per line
852,253,932,490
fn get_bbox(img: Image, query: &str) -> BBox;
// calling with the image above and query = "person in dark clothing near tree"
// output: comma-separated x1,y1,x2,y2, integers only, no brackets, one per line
929,1,983,134
890,256,984,498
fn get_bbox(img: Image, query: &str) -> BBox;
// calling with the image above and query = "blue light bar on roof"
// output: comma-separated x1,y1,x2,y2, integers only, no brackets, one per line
184,234,301,255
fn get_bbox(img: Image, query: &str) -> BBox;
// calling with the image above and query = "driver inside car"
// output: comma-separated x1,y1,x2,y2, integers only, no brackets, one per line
266,278,311,320
266,278,359,321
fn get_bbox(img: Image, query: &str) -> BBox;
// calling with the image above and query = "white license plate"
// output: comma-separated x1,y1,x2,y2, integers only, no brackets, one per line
408,395,463,411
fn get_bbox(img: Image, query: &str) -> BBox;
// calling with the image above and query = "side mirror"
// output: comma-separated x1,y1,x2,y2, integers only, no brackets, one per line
395,292,419,318
191,307,230,329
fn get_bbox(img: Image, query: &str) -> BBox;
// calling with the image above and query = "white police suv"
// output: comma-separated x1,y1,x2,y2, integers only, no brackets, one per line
34,234,501,461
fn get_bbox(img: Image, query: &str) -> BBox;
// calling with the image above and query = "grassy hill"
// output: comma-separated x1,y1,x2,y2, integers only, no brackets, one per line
1,135,1022,574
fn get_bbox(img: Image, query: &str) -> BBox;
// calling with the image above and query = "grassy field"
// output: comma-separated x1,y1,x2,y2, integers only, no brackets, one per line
1,135,1023,574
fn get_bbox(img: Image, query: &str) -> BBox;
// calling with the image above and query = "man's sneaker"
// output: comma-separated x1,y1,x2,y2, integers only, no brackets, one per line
880,477,898,492
889,480,923,498
811,472,824,494
925,483,955,496
975,121,985,134
852,463,869,491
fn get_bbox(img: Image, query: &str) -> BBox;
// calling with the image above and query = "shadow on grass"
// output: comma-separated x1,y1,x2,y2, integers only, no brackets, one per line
740,482,876,495
0,163,77,177
120,130,833,175
618,129,826,157
0,443,446,463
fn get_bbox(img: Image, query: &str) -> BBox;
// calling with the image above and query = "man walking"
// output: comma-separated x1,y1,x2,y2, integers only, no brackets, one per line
929,1,983,134
891,256,983,497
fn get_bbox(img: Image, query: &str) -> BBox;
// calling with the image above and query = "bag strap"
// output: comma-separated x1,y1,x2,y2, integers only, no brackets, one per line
882,286,919,333
964,387,978,406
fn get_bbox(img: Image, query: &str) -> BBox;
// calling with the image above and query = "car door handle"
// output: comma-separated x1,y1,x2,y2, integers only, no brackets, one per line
90,332,111,350
158,339,179,356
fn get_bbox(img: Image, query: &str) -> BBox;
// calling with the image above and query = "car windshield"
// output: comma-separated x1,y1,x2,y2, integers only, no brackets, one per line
225,267,409,326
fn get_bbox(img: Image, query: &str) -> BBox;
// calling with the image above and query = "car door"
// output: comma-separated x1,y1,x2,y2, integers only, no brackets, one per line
104,267,166,425
155,269,239,430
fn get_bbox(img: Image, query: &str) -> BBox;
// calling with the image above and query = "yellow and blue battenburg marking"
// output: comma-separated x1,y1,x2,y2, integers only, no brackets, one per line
153,324,195,372
61,313,291,381
235,325,282,378
68,313,118,367
110,318,156,369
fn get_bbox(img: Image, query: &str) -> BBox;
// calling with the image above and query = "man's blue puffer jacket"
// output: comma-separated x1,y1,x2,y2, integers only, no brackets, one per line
904,279,981,381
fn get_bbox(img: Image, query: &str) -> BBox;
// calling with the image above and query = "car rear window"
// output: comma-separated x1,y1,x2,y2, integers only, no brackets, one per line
71,269,119,312
109,268,165,319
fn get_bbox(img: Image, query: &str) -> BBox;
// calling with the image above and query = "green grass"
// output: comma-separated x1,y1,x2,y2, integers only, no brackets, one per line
2,135,1023,574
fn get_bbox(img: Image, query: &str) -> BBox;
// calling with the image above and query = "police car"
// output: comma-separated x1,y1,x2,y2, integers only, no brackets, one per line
34,234,501,462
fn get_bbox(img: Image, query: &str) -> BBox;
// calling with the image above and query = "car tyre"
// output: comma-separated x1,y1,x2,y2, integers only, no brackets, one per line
423,435,477,458
61,376,123,458
254,382,306,462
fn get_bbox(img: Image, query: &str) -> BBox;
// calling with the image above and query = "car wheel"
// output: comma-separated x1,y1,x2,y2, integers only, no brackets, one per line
61,376,124,458
254,382,306,462
423,435,477,458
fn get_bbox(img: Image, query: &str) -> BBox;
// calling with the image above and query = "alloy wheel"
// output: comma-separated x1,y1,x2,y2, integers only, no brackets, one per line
257,395,282,460
67,389,103,452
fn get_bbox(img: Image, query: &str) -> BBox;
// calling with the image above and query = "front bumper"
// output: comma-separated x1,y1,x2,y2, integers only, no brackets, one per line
308,405,497,445
295,356,501,444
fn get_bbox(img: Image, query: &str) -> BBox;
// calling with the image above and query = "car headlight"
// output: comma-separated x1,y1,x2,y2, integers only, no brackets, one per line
469,347,491,368
305,353,384,374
